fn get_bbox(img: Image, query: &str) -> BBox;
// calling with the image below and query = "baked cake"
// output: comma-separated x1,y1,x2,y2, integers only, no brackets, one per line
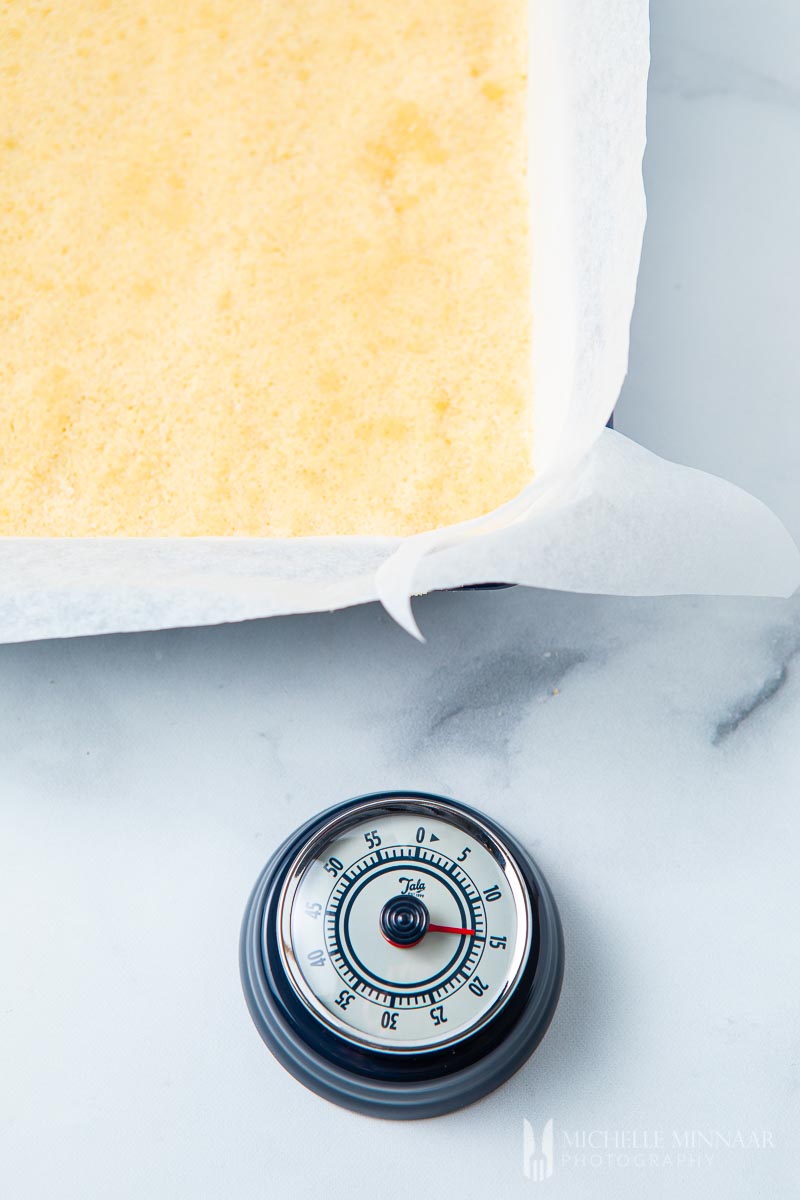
0,1,531,536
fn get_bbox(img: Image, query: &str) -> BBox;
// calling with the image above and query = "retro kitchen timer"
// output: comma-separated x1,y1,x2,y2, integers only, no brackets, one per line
240,791,563,1118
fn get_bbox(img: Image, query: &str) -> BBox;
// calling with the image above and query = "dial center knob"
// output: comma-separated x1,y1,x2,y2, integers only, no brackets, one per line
379,894,430,948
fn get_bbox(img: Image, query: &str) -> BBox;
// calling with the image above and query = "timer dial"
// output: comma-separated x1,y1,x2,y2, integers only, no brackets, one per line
241,792,563,1119
280,805,529,1051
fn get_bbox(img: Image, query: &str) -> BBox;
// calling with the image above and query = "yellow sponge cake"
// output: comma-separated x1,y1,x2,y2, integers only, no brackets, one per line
0,1,531,536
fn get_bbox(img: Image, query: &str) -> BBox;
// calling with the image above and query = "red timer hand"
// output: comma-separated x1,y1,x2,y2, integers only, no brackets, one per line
379,895,476,947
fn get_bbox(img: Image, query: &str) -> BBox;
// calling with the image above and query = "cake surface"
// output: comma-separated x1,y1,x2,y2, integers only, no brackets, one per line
0,0,531,537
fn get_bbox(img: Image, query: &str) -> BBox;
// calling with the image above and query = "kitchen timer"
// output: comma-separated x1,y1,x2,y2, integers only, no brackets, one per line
240,791,563,1119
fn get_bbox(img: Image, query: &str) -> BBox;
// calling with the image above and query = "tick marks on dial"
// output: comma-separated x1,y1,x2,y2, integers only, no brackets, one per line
319,849,490,1008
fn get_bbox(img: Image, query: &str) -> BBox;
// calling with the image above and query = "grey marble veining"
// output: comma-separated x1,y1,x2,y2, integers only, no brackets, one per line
2,3,800,1198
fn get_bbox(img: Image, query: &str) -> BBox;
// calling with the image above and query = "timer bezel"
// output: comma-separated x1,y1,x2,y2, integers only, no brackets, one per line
276,795,532,1053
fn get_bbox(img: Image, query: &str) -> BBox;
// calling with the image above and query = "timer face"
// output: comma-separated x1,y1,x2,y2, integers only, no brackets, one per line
278,797,531,1052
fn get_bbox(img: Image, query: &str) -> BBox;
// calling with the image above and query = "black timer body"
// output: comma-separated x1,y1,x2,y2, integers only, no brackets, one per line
240,791,563,1119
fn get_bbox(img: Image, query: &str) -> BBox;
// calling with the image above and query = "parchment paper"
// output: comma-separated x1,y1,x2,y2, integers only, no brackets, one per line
1,0,797,645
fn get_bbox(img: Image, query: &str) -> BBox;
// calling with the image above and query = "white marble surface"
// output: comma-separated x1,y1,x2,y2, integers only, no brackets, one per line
2,4,800,1198
617,0,800,542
